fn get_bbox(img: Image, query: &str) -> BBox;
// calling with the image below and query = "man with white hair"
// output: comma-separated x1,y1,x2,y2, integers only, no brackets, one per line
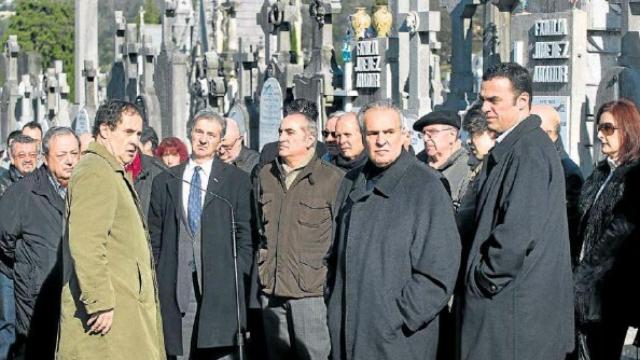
218,118,259,174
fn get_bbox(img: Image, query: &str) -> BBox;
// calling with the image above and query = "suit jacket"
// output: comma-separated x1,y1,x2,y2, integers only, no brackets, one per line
149,157,253,355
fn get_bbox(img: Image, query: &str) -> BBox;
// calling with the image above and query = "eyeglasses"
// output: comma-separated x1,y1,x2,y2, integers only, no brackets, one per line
417,127,455,139
322,130,336,139
220,136,242,151
597,123,619,136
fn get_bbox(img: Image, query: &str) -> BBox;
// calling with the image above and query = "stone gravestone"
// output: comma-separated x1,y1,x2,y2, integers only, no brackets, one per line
510,10,588,168
258,77,283,150
73,108,91,135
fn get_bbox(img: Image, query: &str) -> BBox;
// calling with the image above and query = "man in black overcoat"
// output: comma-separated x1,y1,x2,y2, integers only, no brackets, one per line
149,110,253,359
327,101,461,360
459,63,574,360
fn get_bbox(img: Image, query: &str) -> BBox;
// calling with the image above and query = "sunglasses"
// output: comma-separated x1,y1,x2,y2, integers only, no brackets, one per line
597,123,619,136
322,130,336,138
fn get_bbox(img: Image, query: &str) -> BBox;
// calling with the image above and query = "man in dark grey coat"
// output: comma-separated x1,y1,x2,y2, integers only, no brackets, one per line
460,63,574,360
327,101,461,360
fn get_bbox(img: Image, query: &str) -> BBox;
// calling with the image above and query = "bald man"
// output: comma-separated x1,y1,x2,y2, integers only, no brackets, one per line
531,104,584,263
218,118,259,174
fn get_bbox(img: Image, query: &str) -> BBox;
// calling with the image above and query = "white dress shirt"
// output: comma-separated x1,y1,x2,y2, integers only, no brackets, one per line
182,157,214,215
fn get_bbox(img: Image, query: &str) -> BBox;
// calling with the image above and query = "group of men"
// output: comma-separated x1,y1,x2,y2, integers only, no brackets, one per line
0,61,582,360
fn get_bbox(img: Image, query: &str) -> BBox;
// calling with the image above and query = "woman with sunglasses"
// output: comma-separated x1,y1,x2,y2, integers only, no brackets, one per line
573,98,640,360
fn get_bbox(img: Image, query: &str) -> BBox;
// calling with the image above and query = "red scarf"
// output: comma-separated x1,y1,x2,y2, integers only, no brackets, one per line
125,151,142,181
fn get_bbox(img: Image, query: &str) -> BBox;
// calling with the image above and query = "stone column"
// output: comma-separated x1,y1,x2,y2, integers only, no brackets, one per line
18,75,33,124
57,73,71,127
83,60,98,122
1,36,21,140
124,24,141,101
74,0,98,105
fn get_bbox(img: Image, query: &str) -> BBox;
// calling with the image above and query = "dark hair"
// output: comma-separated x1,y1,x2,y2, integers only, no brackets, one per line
596,98,640,164
284,98,319,123
10,134,38,155
463,105,489,136
483,62,533,107
140,126,159,151
42,127,79,155
22,121,43,135
283,98,319,138
155,137,189,164
7,130,22,145
92,99,143,137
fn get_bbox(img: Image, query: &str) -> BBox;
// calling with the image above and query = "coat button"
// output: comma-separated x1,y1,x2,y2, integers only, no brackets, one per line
490,285,497,292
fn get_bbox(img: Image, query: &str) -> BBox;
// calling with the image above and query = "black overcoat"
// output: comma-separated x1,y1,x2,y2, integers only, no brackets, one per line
327,151,461,360
460,116,575,360
0,166,64,356
148,158,253,355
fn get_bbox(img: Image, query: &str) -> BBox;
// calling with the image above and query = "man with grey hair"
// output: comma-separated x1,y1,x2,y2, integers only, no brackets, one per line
0,134,39,360
321,110,343,161
254,98,343,360
150,108,253,359
333,112,367,171
327,100,461,360
218,117,259,174
0,127,79,359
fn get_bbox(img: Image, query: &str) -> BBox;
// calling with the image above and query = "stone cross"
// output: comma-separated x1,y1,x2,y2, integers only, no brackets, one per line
141,35,158,93
442,0,481,111
5,35,19,83
307,0,341,73
1,36,21,139
234,38,260,100
398,0,441,116
45,68,59,123
83,60,98,112
115,11,127,61
18,75,33,123
124,23,141,101
57,73,71,127
258,0,278,63
74,0,98,106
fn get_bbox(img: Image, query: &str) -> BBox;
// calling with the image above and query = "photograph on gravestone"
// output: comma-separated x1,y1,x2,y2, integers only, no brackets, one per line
259,77,284,150
532,96,569,145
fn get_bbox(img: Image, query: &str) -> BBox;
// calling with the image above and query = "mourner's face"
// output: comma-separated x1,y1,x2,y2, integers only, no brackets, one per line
162,151,182,167
335,115,364,161
469,130,497,160
11,142,38,175
421,124,457,158
100,111,143,166
278,114,315,160
597,111,621,162
322,116,339,155
364,108,403,168
480,77,530,134
45,134,80,187
22,127,42,144
190,118,223,162
218,121,242,163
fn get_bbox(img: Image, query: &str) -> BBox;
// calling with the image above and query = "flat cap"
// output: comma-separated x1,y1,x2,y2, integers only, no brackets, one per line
413,110,461,131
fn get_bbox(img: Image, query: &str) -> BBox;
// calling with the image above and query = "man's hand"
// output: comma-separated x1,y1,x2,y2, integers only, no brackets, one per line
87,309,114,335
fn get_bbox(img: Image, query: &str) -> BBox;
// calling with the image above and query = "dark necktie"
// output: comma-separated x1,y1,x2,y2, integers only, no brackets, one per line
187,166,202,236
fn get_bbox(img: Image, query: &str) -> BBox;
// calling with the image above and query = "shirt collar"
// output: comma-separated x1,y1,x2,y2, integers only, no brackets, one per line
496,123,518,143
187,156,214,176
47,172,67,199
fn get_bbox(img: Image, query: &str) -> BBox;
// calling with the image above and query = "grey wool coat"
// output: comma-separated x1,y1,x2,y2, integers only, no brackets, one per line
326,151,461,360
459,116,575,360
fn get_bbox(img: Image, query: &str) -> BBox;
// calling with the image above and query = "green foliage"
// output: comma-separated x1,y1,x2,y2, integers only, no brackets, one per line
144,0,161,24
1,0,74,98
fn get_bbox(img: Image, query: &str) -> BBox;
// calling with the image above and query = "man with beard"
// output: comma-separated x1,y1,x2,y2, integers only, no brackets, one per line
327,101,461,360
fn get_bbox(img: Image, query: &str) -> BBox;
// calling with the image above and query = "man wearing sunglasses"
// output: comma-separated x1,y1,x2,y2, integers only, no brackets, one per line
320,111,342,162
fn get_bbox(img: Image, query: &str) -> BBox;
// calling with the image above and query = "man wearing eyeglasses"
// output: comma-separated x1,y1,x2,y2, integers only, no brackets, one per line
0,134,38,360
414,110,472,209
218,118,259,174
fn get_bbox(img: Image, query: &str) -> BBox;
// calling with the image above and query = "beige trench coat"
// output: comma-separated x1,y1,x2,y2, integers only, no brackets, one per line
57,142,165,359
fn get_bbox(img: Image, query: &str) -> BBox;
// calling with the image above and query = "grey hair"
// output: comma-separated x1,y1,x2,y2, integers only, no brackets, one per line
10,134,39,155
188,108,227,139
327,111,346,121
356,100,404,133
42,127,79,155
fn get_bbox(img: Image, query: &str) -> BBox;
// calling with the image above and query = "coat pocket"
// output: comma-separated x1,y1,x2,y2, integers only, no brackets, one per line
297,253,327,294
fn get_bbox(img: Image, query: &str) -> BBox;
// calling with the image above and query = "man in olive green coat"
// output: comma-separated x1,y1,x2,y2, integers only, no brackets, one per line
58,100,165,359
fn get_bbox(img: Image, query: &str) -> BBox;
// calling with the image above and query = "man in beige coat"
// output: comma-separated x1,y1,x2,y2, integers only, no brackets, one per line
58,100,165,359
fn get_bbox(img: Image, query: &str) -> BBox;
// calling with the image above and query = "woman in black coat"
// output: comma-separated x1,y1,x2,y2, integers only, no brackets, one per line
574,98,640,360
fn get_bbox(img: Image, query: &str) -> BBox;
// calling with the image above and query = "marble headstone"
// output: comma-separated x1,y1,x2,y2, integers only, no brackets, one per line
259,77,283,150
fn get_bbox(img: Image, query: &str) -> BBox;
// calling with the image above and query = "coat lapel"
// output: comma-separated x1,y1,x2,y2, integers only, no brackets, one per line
203,158,227,209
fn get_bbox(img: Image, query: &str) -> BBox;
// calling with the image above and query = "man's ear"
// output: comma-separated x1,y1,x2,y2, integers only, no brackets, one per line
98,123,111,139
517,92,531,110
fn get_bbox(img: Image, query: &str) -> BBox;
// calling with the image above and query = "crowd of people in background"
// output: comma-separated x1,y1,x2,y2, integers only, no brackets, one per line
0,62,637,360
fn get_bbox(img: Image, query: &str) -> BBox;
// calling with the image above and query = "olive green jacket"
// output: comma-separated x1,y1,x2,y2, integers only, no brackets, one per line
58,142,165,359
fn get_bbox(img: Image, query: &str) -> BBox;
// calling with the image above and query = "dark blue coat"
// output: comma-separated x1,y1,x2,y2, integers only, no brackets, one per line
327,151,461,360
460,116,575,360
